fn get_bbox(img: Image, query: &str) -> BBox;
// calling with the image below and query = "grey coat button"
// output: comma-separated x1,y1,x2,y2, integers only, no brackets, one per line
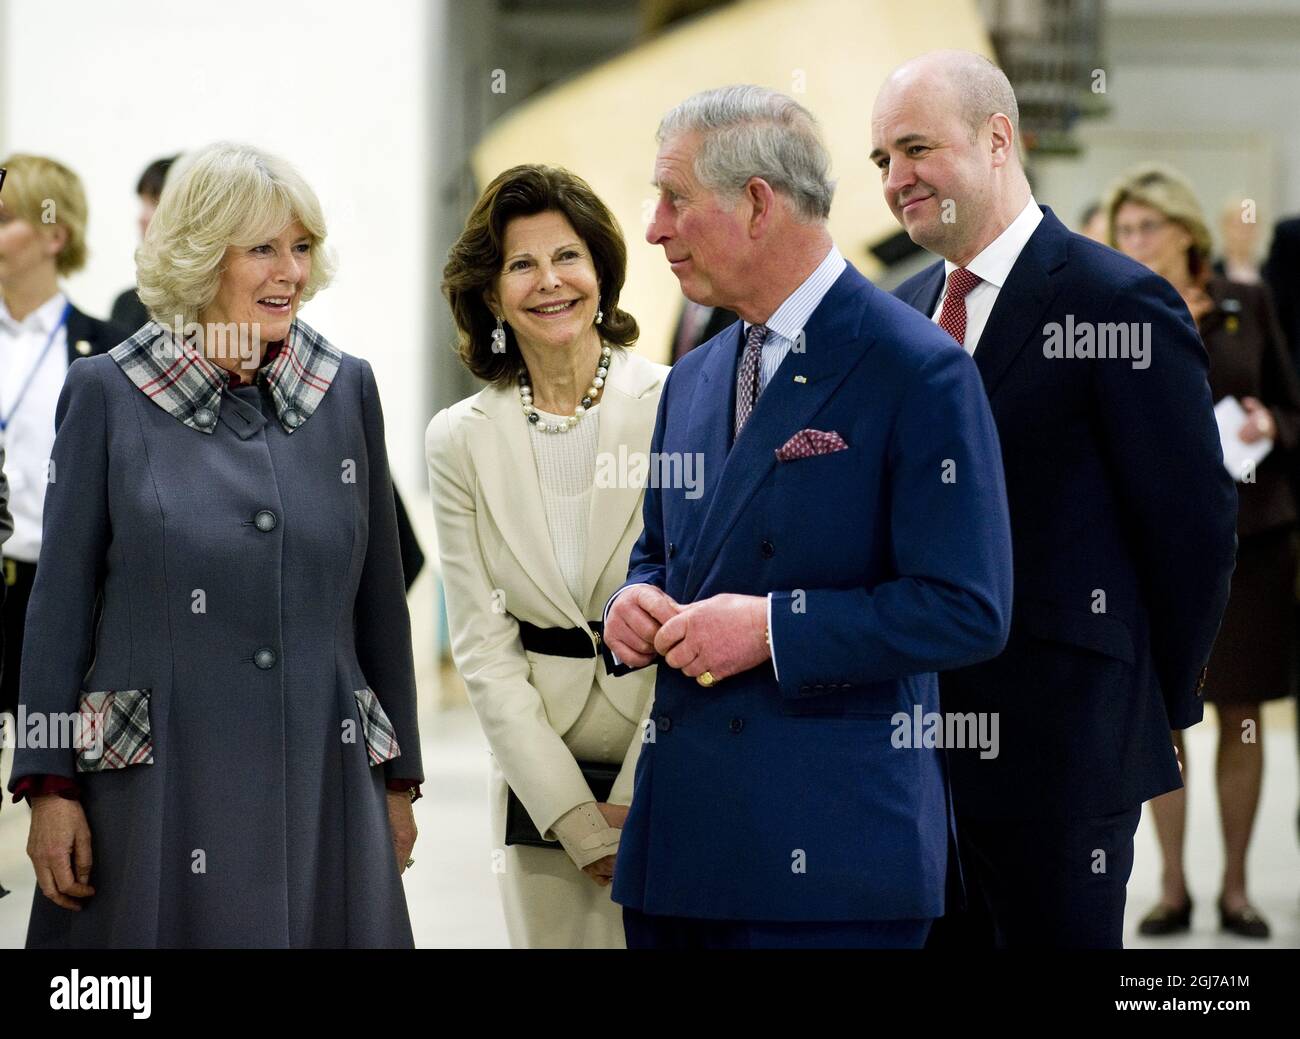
254,510,277,532
253,648,277,670
194,408,216,428
282,408,302,428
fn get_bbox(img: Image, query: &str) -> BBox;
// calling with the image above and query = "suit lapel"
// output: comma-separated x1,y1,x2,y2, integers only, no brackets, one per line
578,352,663,607
904,261,946,318
682,267,872,600
682,322,742,512
972,207,1069,398
467,384,590,631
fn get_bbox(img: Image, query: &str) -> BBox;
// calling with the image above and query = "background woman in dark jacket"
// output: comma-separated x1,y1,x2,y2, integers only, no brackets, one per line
1109,163,1300,939
7,142,422,947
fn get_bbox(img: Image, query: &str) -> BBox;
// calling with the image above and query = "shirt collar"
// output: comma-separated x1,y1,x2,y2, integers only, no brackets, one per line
945,197,1043,290
109,317,342,435
0,291,68,335
744,243,846,342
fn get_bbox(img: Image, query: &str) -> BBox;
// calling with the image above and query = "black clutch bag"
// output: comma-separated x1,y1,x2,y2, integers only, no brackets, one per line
504,760,621,849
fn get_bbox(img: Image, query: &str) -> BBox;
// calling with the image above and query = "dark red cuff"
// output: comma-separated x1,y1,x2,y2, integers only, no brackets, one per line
12,774,81,804
385,778,422,803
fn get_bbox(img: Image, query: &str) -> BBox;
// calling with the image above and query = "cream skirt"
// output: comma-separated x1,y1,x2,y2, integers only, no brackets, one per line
488,689,636,949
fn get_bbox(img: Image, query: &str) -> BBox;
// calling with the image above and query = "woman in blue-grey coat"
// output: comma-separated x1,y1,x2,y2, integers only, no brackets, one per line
7,142,422,948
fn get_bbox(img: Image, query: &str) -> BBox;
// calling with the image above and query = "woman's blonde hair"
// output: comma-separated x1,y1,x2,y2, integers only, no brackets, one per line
1105,162,1213,279
135,142,335,325
0,153,89,275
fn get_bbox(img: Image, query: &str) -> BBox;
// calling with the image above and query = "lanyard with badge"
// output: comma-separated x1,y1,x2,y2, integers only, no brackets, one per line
0,300,72,434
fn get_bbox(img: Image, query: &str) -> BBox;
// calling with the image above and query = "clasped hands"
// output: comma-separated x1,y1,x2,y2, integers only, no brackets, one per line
604,585,771,684
1237,396,1276,443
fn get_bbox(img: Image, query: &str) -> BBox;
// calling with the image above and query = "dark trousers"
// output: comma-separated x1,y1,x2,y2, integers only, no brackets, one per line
926,808,1141,949
623,907,932,949
0,558,36,717
0,558,33,885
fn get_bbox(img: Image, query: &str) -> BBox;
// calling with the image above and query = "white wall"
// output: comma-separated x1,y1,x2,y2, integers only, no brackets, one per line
0,0,439,493
0,0,447,692
1033,3,1300,252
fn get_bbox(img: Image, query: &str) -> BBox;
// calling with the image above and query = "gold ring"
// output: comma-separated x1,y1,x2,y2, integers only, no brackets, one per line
696,670,715,687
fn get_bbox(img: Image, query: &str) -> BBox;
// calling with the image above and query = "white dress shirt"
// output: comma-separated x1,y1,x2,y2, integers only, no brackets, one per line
0,291,70,563
931,197,1043,354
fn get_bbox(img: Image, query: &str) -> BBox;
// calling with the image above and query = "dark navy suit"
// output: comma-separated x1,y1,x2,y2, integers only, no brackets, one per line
609,263,1014,947
894,207,1237,947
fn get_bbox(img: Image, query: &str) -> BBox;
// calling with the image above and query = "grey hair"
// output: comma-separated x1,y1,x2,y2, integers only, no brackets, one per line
951,53,1019,141
656,85,835,222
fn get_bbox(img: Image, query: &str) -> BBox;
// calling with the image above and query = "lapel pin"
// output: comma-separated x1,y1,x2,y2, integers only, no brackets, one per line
75,340,91,356
793,375,807,384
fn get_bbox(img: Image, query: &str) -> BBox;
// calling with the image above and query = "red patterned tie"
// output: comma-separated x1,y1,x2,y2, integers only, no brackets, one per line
936,267,982,348
734,323,768,437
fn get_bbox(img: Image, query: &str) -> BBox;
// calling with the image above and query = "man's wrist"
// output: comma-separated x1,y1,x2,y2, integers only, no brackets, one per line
754,595,772,660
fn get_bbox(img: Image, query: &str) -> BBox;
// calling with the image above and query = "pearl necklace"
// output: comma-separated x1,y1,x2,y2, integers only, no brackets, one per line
518,344,612,433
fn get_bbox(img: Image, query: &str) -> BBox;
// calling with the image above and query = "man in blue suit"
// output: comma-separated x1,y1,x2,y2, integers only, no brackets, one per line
601,85,1014,949
874,51,1237,947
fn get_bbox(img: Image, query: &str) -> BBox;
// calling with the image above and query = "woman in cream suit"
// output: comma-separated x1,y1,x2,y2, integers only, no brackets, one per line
427,165,668,948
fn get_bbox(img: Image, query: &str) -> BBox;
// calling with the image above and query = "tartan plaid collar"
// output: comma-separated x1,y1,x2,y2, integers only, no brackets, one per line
109,318,342,435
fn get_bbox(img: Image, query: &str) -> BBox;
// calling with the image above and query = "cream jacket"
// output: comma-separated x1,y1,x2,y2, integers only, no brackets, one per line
426,349,668,838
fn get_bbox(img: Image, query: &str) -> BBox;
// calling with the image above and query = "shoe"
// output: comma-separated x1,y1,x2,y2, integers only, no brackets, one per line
1218,900,1270,939
1138,897,1192,935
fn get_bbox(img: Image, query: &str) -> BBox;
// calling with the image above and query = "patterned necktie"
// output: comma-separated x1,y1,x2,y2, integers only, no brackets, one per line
734,323,769,437
937,267,982,348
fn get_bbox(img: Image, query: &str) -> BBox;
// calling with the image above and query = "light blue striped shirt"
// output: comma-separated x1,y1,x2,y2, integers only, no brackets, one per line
740,243,847,397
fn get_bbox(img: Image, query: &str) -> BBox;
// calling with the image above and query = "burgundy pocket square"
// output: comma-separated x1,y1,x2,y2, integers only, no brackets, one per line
775,429,848,462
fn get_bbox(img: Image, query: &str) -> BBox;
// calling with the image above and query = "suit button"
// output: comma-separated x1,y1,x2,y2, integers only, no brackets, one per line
194,407,216,429
254,509,277,532
814,683,825,691
760,539,775,558
729,717,744,734
254,647,277,670
656,715,672,732
282,408,302,428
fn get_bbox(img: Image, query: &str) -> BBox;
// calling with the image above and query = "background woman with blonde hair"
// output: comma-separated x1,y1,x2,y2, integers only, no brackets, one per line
1108,163,1300,939
0,155,127,846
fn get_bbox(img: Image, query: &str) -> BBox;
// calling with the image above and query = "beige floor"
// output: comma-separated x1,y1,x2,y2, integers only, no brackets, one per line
0,692,1295,949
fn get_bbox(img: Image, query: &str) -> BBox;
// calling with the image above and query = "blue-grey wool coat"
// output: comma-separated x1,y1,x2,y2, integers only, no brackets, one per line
8,319,423,948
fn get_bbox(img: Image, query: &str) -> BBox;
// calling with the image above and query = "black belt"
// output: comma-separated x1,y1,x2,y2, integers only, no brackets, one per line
517,620,604,659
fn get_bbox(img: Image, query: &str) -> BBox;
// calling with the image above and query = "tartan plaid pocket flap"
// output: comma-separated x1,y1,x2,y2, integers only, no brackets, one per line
75,689,155,773
353,687,401,766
